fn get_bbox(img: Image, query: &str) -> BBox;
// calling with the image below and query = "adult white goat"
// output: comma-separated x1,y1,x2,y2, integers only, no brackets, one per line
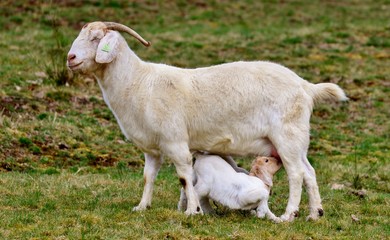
67,21,347,222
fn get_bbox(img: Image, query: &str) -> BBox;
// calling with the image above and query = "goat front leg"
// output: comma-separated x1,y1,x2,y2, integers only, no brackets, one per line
163,142,203,215
133,153,163,211
179,183,213,214
256,199,281,223
194,180,214,214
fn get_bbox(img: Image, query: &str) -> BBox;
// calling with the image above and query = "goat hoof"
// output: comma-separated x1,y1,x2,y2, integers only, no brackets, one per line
280,212,296,222
306,214,319,221
306,208,324,221
250,210,257,216
318,208,324,216
293,210,300,218
255,208,267,218
132,204,149,212
184,206,203,215
273,217,282,223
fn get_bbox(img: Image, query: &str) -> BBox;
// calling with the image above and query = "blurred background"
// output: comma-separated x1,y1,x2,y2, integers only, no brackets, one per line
0,0,388,175
1,0,388,171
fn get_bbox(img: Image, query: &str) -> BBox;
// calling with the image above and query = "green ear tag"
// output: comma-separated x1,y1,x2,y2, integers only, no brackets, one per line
101,43,111,53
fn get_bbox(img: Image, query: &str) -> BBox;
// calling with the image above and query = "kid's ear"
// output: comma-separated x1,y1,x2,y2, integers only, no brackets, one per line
254,167,273,187
96,30,119,63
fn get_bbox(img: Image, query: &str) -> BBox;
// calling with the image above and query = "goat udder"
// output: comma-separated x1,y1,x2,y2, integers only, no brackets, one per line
271,146,280,159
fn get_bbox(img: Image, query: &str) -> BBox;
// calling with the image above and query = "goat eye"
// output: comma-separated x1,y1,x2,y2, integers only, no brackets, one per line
265,159,269,163
91,37,99,42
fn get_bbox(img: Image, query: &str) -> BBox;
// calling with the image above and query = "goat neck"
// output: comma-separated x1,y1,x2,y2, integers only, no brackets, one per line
249,170,273,192
94,37,143,91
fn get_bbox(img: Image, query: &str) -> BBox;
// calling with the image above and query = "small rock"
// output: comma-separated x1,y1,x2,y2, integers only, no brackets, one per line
351,214,360,222
27,79,43,85
58,143,69,150
331,183,345,190
34,90,45,99
35,71,48,78
352,189,367,198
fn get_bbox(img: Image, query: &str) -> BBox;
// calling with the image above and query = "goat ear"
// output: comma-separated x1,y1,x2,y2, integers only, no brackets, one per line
96,30,119,63
255,168,273,188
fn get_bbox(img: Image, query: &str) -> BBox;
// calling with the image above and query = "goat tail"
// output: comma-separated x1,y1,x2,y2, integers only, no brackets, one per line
304,82,348,104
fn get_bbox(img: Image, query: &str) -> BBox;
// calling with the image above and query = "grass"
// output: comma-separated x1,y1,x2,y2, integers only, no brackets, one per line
0,167,388,239
0,0,389,239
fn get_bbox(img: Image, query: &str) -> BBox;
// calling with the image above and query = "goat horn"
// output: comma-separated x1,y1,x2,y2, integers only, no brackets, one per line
103,22,151,47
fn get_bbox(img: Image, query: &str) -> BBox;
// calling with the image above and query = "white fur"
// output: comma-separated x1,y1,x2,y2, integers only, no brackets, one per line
178,155,282,222
67,22,348,221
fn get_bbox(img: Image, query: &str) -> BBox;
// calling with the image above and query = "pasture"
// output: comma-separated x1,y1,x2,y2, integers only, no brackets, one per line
0,1,389,239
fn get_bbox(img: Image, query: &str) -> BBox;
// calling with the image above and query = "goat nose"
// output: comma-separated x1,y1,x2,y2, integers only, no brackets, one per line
67,53,76,61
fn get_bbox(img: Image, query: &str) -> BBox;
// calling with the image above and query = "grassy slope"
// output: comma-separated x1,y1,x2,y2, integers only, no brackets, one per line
0,0,389,239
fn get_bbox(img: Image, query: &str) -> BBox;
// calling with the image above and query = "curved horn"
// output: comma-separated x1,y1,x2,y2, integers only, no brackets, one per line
103,22,151,47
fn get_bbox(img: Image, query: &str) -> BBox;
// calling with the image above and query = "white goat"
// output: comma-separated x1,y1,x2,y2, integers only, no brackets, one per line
178,155,282,222
67,22,348,221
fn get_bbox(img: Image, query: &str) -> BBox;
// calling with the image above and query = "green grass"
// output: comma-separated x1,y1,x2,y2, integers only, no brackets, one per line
0,167,388,239
0,0,389,239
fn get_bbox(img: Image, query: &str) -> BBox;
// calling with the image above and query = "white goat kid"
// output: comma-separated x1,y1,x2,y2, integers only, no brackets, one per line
178,155,282,222
67,22,348,221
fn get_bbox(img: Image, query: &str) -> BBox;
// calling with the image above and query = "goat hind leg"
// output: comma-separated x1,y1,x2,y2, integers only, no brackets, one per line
271,137,305,222
302,156,323,220
280,164,304,222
